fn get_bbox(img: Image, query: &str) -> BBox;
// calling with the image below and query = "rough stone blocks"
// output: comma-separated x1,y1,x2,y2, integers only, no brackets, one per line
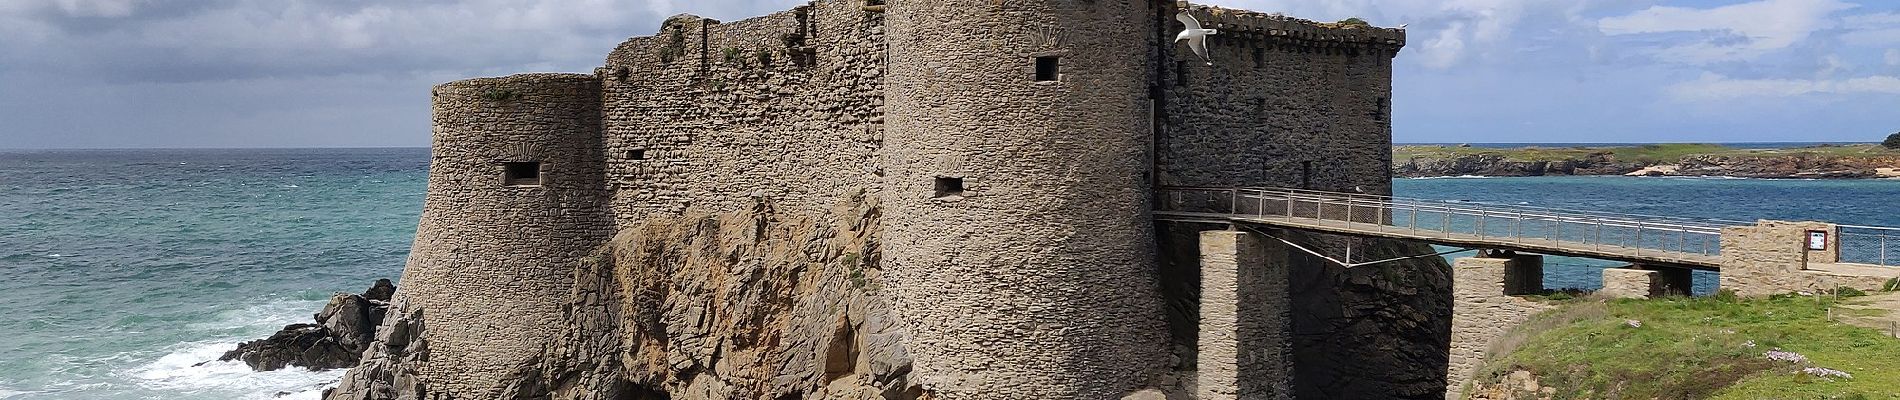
1446,256,1551,399
1599,266,1690,299
1197,230,1293,400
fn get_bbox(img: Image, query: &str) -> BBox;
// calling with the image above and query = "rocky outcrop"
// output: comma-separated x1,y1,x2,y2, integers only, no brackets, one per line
1670,154,1899,179
1396,151,1900,179
1394,152,1642,177
1286,234,1455,399
219,279,395,371
327,194,919,400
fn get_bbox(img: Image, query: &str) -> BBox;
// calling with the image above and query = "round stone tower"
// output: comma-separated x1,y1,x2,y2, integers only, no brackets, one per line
394,73,610,397
881,0,1169,397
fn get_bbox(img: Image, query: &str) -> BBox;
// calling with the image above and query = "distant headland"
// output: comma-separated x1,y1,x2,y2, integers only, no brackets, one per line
1394,143,1900,179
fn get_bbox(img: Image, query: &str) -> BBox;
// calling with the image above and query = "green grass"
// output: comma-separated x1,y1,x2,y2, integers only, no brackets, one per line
1396,143,1898,164
1476,293,1900,400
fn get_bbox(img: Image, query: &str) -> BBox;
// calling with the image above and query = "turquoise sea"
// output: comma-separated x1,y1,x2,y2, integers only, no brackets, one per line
2,148,1898,399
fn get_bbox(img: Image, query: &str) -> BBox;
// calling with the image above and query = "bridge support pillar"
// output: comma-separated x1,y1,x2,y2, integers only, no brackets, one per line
1447,255,1550,399
1601,265,1692,299
1197,230,1293,400
1720,220,1842,297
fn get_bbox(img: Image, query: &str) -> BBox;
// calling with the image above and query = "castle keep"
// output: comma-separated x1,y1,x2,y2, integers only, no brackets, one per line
332,1,1435,399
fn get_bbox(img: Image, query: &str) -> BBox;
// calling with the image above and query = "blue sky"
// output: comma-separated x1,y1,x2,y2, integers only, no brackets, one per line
0,0,1896,148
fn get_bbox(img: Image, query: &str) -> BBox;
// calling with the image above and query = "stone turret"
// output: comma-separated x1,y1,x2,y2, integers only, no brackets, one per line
880,0,1170,397
394,73,611,398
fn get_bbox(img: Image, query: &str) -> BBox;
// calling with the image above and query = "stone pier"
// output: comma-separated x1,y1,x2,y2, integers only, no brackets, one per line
1197,230,1293,400
1446,254,1550,399
1600,265,1692,299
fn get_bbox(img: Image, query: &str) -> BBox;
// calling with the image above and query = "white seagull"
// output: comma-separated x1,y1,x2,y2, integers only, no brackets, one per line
1176,12,1218,65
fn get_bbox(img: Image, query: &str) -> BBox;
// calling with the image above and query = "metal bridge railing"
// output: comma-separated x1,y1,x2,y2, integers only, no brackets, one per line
1158,186,1735,261
1840,225,1898,267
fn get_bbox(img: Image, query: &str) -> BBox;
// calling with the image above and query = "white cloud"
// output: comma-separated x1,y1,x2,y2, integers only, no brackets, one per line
1888,49,1900,66
1598,0,1856,64
1843,12,1900,29
1667,72,1900,101
1205,0,1593,69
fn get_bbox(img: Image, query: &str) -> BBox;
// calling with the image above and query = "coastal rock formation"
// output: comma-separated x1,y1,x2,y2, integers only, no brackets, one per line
327,195,929,400
219,279,394,371
1670,154,1898,179
1395,149,1900,179
1393,152,1638,177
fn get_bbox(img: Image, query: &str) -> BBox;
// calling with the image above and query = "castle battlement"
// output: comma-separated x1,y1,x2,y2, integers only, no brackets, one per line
1182,3,1405,54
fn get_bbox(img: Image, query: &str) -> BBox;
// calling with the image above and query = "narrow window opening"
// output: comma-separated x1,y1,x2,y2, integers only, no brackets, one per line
1253,47,1265,69
933,177,964,199
1300,161,1313,190
1175,61,1189,86
1034,56,1060,82
1375,97,1389,121
504,161,541,186
626,149,647,160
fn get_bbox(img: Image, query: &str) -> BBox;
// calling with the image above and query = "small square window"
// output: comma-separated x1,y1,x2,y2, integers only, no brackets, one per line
503,162,541,186
626,149,647,160
1034,56,1059,82
933,177,964,199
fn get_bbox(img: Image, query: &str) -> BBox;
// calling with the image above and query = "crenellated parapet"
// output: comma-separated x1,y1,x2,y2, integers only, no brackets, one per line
1180,3,1406,57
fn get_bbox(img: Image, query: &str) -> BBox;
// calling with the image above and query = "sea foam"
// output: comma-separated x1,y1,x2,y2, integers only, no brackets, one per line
127,340,341,400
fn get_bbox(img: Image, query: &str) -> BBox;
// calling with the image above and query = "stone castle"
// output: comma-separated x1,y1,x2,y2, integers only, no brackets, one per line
326,1,1444,399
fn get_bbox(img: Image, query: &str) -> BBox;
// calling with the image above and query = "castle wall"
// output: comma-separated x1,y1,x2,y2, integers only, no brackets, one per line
598,1,886,223
1151,7,1447,399
1157,9,1400,193
397,73,611,397
363,2,1428,399
880,0,1170,397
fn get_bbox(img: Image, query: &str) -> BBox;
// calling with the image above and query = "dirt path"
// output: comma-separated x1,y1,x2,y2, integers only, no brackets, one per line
1836,292,1900,338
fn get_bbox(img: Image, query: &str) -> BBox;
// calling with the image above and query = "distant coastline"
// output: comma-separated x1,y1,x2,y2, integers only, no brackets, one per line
1394,143,1900,179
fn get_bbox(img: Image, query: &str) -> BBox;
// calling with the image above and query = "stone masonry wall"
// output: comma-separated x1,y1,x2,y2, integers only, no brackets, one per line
1197,230,1294,399
1447,256,1552,399
599,1,886,223
1722,220,1839,297
391,73,612,398
1158,6,1401,193
1152,4,1444,399
879,0,1171,397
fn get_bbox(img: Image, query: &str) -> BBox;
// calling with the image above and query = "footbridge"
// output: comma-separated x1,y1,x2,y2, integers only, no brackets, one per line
1155,186,1897,272
1158,186,1900,400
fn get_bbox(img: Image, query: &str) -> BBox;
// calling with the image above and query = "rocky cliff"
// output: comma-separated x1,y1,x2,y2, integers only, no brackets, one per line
327,194,921,399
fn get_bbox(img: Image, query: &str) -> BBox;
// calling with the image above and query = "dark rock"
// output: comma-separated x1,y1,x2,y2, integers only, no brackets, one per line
219,323,357,371
217,280,397,372
363,279,396,302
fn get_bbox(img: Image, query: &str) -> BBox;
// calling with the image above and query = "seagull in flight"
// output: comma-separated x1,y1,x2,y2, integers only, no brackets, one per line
1176,11,1217,65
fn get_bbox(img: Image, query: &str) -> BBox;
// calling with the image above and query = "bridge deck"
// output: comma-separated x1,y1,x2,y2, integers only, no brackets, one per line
1156,211,1724,271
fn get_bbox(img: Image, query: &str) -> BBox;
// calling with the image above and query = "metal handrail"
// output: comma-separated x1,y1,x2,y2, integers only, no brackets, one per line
1166,185,1752,227
1157,186,1731,263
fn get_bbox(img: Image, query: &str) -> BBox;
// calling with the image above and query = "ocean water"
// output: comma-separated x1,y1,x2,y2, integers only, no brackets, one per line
1,148,1898,398
1395,175,1900,294
0,149,426,399
1395,141,1875,149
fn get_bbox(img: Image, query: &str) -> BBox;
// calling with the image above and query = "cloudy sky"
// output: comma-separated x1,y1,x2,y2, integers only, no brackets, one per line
1,0,1896,148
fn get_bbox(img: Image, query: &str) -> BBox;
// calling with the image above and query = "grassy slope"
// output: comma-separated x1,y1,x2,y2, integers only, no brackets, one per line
1476,292,1900,399
1396,143,1898,164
